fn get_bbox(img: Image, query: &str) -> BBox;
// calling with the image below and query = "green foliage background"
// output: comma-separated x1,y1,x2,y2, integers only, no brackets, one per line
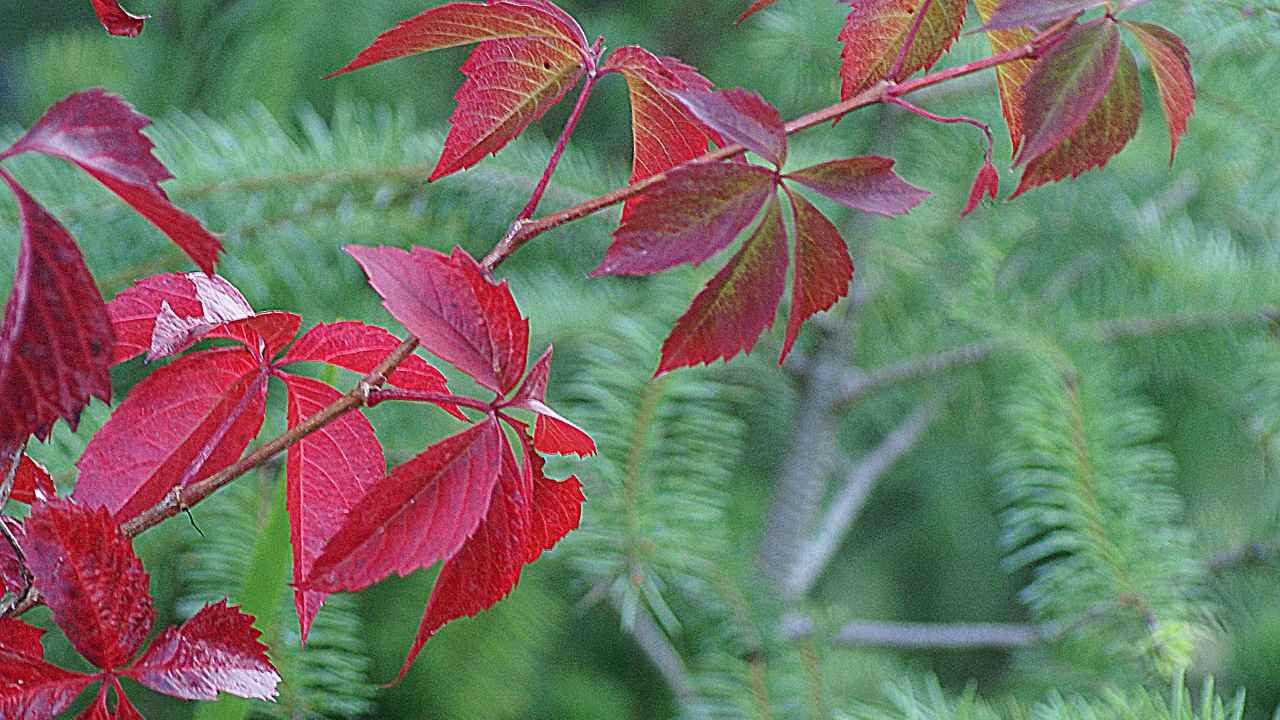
1,0,1278,718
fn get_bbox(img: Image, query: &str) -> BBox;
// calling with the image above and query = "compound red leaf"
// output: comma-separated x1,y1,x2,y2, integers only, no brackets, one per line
89,0,147,36
0,172,112,447
5,453,56,505
974,0,1035,155
783,156,928,216
673,88,787,167
592,163,777,277
1012,41,1140,197
23,500,153,670
507,346,596,457
0,619,94,720
348,245,529,395
1016,19,1120,167
657,197,788,375
128,600,280,702
601,46,717,218
74,348,268,522
780,189,853,363
106,273,252,365
838,0,969,99
1,90,221,273
737,0,782,22
1122,21,1194,163
327,0,588,78
204,312,302,364
306,419,504,593
961,159,1001,217
281,375,384,641
978,0,1102,31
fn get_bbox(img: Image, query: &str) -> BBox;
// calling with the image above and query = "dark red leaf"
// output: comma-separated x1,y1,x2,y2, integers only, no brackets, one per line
306,419,504,593
780,188,853,363
23,500,153,669
106,273,252,365
978,0,1102,31
592,163,777,277
347,245,529,395
974,0,1035,156
74,348,268,522
0,518,27,595
783,156,928,216
657,196,789,375
672,88,787,167
128,600,280,702
0,618,94,720
89,0,147,36
838,0,969,99
506,346,596,457
280,374,385,641
1,90,221,273
1122,21,1194,163
961,159,1001,217
5,454,56,505
0,172,112,446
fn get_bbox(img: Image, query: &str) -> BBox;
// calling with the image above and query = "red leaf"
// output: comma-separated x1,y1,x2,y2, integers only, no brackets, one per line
127,600,280,702
838,0,969,99
592,163,777,277
600,46,717,218
89,0,147,36
1,90,221,273
0,172,112,446
961,159,1001,217
204,312,302,364
673,88,787,167
1122,21,1194,163
737,0,782,22
327,0,588,78
107,273,254,364
658,196,789,374
23,500,153,670
306,419,504,593
347,245,529,395
978,0,1102,31
0,619,94,720
783,156,929,216
1015,20,1120,167
5,454,56,505
1012,41,1140,196
76,682,143,720
397,432,581,678
280,374,384,641
780,188,853,363
974,0,1035,156
507,346,596,456
74,348,268,522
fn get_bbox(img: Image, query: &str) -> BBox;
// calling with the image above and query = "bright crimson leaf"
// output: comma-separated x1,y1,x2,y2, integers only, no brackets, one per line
0,90,222,273
347,245,529,395
974,0,1035,156
106,273,254,364
838,0,969,99
1016,19,1120,167
592,163,778,276
280,374,385,641
89,0,147,36
306,419,504,593
507,346,596,457
5,453,56,505
978,0,1102,31
0,172,112,447
673,88,787,167
128,600,280,702
783,156,929,216
0,619,94,720
961,159,1001,217
1012,41,1141,197
1122,21,1194,163
22,501,154,670
780,188,853,363
205,312,302,364
0,619,48,660
658,196,789,375
74,348,268,522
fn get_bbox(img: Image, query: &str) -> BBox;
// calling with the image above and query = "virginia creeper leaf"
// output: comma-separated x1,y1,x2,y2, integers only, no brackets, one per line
0,90,222,273
507,346,596,457
107,272,254,364
5,454,56,505
347,245,529,395
0,172,112,446
74,348,268,522
783,156,929,216
89,0,147,36
204,312,302,364
306,419,504,593
1016,19,1120,167
0,619,48,660
281,374,385,641
128,600,280,702
23,501,154,670
78,681,143,720
838,0,969,99
974,0,1035,155
658,197,788,375
1013,42,1141,196
1122,21,1194,163
592,163,777,276
0,619,94,720
978,0,1102,31
780,188,853,363
961,159,1001,216
673,88,787,167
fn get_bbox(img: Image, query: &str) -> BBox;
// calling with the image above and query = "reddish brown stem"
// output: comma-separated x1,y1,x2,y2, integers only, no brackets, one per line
366,387,493,413
886,96,995,160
